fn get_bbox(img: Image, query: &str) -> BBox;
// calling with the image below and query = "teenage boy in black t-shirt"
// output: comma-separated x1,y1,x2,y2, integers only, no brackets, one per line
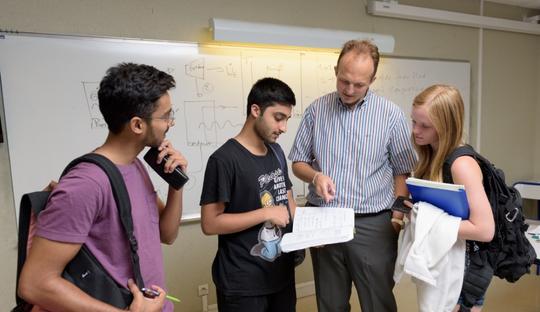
200,77,297,312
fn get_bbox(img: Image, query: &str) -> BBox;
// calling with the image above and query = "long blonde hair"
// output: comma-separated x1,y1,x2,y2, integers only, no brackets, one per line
413,85,465,181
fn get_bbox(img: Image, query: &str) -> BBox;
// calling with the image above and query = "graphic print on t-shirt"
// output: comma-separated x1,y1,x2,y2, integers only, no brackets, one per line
250,167,288,262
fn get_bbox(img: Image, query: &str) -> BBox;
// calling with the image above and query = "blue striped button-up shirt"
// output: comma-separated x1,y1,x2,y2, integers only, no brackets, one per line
289,90,417,213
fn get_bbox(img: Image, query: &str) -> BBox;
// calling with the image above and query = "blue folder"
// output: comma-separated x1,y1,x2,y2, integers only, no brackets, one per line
406,179,470,219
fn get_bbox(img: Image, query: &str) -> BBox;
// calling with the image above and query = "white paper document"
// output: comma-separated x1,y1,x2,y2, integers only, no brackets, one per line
280,207,355,252
525,220,540,260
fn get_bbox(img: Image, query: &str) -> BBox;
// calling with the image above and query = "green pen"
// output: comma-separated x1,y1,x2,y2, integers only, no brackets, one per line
166,294,181,303
142,287,180,303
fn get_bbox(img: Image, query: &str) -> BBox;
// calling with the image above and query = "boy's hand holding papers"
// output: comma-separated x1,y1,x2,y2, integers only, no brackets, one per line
280,207,354,252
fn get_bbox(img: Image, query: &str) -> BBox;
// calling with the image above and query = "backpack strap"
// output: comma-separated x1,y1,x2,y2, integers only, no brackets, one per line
61,153,146,290
268,143,287,174
442,144,477,183
268,143,290,209
269,143,297,214
15,191,51,306
267,143,306,265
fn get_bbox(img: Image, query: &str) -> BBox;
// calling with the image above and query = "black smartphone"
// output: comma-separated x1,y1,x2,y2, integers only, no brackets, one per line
141,287,160,298
390,196,412,213
143,147,189,190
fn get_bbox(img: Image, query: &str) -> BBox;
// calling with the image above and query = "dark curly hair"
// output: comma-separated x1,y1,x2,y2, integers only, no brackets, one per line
98,63,175,134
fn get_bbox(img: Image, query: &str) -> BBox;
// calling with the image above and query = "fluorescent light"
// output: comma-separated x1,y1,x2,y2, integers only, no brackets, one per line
367,0,540,35
209,18,395,53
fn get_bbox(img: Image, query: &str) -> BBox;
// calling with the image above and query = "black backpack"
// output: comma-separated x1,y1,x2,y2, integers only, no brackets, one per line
443,145,537,310
13,153,145,311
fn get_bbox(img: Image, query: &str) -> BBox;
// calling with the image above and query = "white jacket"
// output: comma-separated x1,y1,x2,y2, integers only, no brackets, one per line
394,201,466,312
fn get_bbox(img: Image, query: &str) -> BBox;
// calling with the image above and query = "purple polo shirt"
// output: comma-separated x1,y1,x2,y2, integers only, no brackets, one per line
37,159,172,311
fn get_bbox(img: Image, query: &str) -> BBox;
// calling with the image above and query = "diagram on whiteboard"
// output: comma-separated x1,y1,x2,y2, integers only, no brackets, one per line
182,100,243,146
82,81,107,130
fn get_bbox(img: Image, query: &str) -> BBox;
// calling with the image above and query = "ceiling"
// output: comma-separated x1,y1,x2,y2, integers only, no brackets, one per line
486,0,540,9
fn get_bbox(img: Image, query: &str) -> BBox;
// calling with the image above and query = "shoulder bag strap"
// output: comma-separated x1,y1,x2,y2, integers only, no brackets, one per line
267,143,293,216
268,143,286,171
61,153,145,289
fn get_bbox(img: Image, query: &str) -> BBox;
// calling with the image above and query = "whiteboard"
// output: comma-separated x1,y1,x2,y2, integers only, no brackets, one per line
0,34,470,220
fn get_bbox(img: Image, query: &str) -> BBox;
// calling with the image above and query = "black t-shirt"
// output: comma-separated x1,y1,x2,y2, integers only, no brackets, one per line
200,139,295,296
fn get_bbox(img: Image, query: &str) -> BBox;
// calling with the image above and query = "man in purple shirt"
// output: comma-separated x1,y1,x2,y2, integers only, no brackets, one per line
18,63,186,312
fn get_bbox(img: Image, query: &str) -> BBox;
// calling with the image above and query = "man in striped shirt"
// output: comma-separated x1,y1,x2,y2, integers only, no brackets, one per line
289,40,416,312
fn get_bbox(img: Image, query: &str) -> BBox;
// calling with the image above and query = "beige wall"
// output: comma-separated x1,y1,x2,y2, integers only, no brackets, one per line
482,30,540,180
1,0,539,310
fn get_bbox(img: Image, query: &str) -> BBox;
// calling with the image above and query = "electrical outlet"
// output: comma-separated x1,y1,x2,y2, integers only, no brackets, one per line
198,284,209,297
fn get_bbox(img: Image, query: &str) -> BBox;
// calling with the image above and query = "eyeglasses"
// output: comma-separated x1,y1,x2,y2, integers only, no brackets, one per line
146,110,175,124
